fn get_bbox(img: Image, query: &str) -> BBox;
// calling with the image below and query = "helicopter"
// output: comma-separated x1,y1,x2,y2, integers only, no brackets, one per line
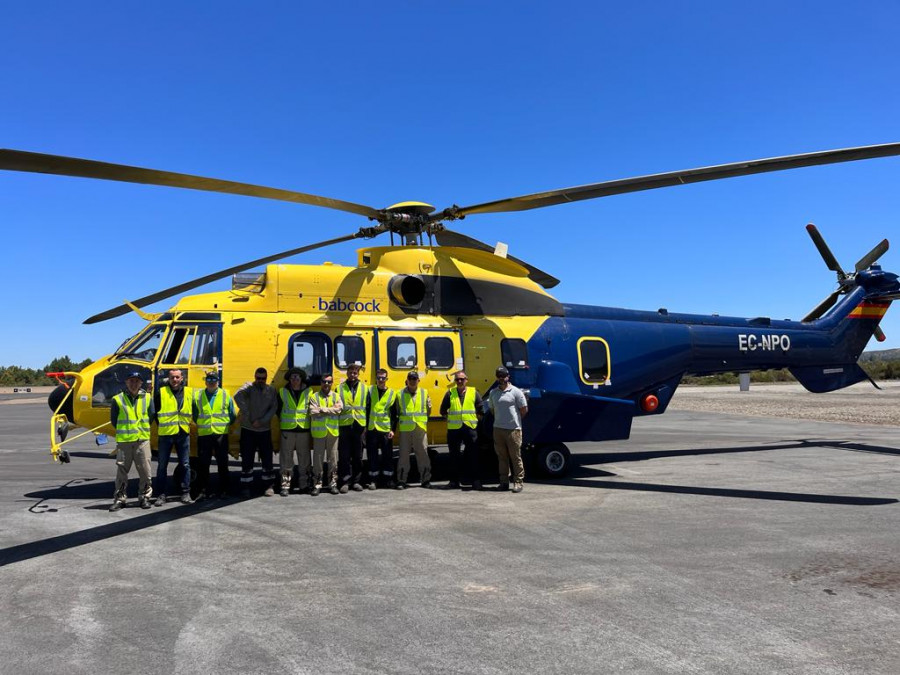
2,143,899,478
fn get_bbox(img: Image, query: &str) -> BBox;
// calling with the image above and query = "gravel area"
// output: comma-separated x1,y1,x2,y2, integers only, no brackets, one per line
669,380,900,426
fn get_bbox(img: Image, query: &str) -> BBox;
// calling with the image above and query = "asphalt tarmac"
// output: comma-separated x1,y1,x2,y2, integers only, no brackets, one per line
1,401,898,674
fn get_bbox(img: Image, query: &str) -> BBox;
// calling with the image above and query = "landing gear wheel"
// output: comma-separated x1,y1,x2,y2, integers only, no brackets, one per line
535,443,571,478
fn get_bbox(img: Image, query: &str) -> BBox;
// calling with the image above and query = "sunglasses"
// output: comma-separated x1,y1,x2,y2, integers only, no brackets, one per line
322,380,333,385
455,378,467,382
376,376,388,381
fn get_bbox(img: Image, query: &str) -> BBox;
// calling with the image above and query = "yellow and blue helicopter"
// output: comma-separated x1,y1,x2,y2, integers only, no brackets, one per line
2,144,898,477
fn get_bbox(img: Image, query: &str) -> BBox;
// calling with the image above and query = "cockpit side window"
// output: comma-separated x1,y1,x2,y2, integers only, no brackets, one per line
288,332,332,386
117,325,167,362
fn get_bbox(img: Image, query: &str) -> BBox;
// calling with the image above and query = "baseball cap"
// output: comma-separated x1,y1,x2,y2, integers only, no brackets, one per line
205,372,220,382
407,371,420,380
495,366,510,377
125,370,144,380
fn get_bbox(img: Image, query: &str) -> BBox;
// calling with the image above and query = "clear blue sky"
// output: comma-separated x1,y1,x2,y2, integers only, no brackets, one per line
3,1,900,368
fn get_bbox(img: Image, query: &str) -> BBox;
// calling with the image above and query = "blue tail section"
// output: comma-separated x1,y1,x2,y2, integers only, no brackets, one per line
788,363,870,393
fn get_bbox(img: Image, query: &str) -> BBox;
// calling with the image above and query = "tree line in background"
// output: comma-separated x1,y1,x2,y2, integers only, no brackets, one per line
0,356,94,386
682,357,900,385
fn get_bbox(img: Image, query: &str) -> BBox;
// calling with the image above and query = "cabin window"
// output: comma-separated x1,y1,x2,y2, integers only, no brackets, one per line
501,338,529,369
289,332,332,385
387,336,417,369
191,325,220,365
424,337,454,369
334,336,366,369
577,337,610,384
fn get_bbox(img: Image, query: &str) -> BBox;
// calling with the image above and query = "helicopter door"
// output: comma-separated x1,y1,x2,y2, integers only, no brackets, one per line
157,323,223,389
375,328,463,418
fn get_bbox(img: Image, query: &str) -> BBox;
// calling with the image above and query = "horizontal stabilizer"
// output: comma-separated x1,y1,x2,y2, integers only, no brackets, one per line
789,363,869,393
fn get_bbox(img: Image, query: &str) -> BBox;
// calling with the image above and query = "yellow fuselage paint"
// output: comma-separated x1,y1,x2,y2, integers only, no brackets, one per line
65,247,555,453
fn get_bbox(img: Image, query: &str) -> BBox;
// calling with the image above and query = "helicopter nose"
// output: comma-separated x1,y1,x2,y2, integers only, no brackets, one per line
48,383,74,423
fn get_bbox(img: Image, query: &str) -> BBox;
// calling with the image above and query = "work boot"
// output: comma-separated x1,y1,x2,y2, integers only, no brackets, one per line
181,493,194,504
512,483,524,494
339,484,349,494
139,497,151,509
264,487,275,497
109,501,125,512
473,480,483,491
311,486,320,496
386,478,397,489
421,481,432,489
447,481,459,490
153,494,167,507
497,483,510,492
352,483,363,492
366,482,377,491
195,491,207,502
280,488,289,497
330,484,340,495
396,482,407,490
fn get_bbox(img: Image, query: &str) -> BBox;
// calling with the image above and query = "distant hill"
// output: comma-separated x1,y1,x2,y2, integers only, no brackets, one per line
860,348,900,362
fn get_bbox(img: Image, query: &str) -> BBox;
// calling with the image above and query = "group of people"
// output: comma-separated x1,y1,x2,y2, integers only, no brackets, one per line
108,363,528,511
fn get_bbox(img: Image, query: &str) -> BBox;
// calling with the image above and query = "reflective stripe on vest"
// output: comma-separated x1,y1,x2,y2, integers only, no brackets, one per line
114,392,151,442
194,389,232,436
280,387,310,430
399,388,428,432
311,391,340,438
157,386,193,435
338,382,368,427
367,386,395,432
447,387,478,430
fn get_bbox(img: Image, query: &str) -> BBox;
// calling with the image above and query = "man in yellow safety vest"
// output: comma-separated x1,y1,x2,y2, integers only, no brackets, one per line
366,368,398,489
109,369,154,511
309,372,343,496
277,367,312,497
193,372,236,499
440,369,484,490
153,368,194,506
337,363,368,494
397,371,431,490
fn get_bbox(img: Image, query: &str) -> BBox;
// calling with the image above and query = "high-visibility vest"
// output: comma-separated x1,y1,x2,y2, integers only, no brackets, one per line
447,387,478,430
113,391,151,442
399,388,428,432
157,385,193,435
310,391,340,438
194,388,232,436
339,381,368,427
279,386,311,430
367,386,395,432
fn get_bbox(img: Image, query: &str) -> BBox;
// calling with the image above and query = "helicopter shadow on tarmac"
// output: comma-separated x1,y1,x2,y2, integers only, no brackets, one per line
3,439,897,568
545,439,900,506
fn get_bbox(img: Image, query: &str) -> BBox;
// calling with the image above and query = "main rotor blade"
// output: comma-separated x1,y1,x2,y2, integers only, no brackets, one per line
445,143,900,218
0,149,381,219
84,232,362,324
854,238,889,272
802,290,842,322
805,223,846,275
435,228,560,288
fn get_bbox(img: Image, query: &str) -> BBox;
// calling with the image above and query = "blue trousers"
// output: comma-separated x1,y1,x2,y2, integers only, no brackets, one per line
155,431,191,495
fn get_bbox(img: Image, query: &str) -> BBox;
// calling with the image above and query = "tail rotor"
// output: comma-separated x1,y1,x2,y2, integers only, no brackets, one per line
804,223,889,342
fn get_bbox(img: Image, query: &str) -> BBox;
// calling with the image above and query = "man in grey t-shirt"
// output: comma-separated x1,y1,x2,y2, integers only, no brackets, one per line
487,366,528,492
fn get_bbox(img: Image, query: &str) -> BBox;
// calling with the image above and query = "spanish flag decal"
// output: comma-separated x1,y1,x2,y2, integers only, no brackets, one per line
848,300,891,319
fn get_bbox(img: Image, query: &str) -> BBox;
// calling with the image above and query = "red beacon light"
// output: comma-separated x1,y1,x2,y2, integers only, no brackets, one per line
640,393,659,413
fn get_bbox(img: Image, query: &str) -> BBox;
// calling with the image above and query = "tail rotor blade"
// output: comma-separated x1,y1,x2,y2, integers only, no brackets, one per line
805,223,845,276
802,290,842,322
854,238,890,272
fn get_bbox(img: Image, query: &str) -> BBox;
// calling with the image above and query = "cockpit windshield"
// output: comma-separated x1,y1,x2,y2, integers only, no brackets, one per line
113,324,167,362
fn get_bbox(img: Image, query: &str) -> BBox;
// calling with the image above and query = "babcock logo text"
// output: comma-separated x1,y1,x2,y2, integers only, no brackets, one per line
318,297,382,313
